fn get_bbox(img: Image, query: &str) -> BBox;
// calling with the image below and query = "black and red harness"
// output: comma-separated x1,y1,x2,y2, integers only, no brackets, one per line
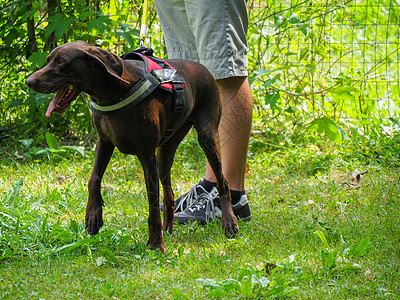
90,47,186,142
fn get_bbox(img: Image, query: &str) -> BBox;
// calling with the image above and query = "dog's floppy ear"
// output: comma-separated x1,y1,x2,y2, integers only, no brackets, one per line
83,47,130,85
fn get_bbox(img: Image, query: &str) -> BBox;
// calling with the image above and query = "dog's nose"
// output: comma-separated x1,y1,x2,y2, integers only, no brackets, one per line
26,75,37,89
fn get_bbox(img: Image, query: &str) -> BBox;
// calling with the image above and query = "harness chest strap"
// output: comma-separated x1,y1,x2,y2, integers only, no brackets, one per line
90,71,160,114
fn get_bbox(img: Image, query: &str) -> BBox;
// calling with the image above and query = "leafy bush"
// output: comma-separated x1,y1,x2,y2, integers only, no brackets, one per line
1,0,399,165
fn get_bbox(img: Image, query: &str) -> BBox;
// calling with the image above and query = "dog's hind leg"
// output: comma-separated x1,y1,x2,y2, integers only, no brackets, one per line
86,138,115,235
158,123,192,234
138,152,166,253
194,119,238,237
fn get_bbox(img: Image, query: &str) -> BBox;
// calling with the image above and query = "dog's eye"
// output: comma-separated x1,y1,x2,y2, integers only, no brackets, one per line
56,58,65,65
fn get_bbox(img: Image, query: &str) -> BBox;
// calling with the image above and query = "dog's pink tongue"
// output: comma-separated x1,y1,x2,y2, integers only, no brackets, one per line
45,99,57,117
45,86,68,117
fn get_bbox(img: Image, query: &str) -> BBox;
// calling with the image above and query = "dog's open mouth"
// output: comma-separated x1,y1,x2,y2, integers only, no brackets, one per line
46,84,80,117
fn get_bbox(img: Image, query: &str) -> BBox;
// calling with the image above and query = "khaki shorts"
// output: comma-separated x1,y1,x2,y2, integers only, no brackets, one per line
154,0,249,80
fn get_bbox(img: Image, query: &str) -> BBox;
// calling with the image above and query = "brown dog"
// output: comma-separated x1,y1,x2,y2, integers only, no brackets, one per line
26,41,238,252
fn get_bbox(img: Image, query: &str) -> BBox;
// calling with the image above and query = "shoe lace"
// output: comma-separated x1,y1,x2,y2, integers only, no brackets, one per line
175,183,207,212
187,189,218,222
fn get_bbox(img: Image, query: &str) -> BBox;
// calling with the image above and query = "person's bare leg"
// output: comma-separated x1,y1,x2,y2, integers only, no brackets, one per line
204,76,253,191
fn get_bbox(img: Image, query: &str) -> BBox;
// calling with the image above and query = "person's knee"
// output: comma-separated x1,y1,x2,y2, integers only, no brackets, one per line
216,76,253,112
216,76,248,90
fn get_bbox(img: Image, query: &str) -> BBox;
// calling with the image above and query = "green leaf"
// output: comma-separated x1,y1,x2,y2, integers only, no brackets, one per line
78,11,92,21
45,15,68,39
196,278,220,289
19,139,33,149
263,77,277,88
299,48,309,61
254,69,274,76
289,14,301,25
96,256,106,267
220,279,240,292
100,249,120,264
289,13,307,35
334,262,362,275
306,62,316,75
265,92,280,109
298,24,308,36
285,51,297,56
285,106,297,114
61,146,85,157
240,275,253,297
329,86,361,94
206,289,226,298
46,132,59,149
177,245,184,259
28,52,49,69
171,288,188,299
53,235,100,254
295,86,304,93
256,276,270,288
348,237,371,258
307,116,342,142
8,97,24,108
249,69,273,84
115,28,139,45
338,126,348,141
7,178,24,201
274,15,284,28
329,85,361,101
314,230,330,249
87,15,112,32
70,220,79,234
119,21,133,30
321,249,338,271
35,94,51,108
30,148,51,157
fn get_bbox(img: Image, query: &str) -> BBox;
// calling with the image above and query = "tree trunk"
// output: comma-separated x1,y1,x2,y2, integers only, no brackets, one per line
26,2,38,58
44,0,57,52
56,0,67,43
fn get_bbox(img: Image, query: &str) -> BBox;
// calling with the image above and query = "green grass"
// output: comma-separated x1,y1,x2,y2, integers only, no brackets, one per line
1,134,399,299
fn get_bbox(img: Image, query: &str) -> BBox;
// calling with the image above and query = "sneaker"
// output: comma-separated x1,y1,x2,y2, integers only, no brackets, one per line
174,187,220,224
174,187,251,224
161,179,210,213
232,194,252,221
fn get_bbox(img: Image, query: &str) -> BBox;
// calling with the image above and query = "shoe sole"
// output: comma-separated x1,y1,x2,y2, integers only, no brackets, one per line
173,211,252,225
238,215,251,221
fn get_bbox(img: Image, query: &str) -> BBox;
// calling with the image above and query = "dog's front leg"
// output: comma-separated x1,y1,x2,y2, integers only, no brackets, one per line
158,123,192,234
139,153,166,253
86,138,115,235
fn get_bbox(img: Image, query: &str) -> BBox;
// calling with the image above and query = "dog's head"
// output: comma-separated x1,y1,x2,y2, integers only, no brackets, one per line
26,41,129,117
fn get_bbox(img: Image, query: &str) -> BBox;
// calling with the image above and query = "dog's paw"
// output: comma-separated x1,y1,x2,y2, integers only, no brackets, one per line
85,219,103,235
224,224,239,238
222,217,239,238
147,239,167,253
85,207,103,235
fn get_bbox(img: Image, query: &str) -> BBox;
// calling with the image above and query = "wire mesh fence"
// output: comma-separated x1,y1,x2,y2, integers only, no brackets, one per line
248,0,400,135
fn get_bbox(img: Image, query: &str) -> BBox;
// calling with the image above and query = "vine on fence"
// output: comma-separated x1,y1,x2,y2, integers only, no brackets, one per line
247,0,400,144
